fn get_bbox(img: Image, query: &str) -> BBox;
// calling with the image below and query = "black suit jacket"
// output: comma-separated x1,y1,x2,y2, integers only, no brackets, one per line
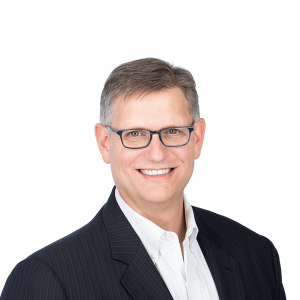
1,186,286,300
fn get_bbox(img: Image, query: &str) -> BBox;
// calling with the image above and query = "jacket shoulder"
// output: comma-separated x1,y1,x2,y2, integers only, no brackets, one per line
192,206,272,253
30,205,108,264
193,207,286,298
1,255,67,299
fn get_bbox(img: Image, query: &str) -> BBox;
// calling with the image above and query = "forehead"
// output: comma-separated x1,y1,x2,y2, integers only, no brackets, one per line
111,87,193,130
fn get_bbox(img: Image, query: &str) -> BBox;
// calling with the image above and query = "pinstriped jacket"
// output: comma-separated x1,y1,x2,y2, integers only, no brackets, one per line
1,186,286,300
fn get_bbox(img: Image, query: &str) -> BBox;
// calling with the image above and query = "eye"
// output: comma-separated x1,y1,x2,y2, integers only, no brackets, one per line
124,130,148,138
168,129,179,135
128,131,140,137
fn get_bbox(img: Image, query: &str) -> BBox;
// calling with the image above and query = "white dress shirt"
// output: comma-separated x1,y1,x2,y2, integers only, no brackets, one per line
115,188,220,300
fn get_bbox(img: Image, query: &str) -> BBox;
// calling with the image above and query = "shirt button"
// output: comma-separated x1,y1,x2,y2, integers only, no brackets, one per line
166,234,173,241
150,253,155,259
191,247,195,252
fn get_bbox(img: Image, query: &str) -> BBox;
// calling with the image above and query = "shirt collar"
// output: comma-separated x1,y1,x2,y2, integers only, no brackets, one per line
115,187,199,256
183,193,199,246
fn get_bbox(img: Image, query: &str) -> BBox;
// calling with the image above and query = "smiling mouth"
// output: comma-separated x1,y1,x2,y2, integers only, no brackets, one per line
138,168,175,176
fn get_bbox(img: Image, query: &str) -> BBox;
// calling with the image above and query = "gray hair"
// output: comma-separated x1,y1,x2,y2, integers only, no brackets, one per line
100,58,200,127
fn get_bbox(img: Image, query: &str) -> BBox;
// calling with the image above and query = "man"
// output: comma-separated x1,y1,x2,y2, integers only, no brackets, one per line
1,58,286,300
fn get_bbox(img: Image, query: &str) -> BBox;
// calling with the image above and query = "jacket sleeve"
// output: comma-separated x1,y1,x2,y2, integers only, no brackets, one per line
269,240,286,300
0,256,67,300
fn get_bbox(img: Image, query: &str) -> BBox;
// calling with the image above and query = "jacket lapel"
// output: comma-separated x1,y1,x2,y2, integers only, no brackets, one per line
194,208,246,300
102,187,246,300
102,187,173,300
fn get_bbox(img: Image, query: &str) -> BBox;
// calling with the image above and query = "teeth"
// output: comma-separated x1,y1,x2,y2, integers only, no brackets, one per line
140,168,172,176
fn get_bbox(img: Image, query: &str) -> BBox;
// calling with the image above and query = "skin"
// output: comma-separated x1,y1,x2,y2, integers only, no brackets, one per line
95,87,206,257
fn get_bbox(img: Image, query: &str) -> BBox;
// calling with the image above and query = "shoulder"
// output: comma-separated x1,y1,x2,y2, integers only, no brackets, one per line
1,205,110,298
32,205,108,265
192,205,266,238
192,206,273,255
9,205,109,281
193,207,286,298
1,255,67,299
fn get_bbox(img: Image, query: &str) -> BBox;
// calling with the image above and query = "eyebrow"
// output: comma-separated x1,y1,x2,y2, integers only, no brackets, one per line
118,122,194,131
119,125,191,131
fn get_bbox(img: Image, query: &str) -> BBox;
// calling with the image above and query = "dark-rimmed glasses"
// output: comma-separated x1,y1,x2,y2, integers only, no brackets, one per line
107,121,195,149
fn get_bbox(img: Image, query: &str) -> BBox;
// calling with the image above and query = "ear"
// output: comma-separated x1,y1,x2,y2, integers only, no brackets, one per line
94,123,110,164
194,118,206,160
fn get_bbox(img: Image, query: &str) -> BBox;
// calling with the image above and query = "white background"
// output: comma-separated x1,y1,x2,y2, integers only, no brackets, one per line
0,0,299,297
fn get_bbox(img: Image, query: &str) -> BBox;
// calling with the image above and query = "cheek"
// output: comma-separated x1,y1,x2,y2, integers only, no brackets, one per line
175,145,195,164
114,148,138,174
110,142,125,173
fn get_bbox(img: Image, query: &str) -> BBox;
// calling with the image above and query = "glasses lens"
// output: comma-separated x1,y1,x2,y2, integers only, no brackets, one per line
161,128,190,146
122,130,150,148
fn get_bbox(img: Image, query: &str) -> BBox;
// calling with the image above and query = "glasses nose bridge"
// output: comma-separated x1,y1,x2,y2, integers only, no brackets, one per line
149,130,164,145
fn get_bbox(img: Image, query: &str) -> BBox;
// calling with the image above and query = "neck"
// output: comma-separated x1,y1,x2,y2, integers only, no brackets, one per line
118,189,187,244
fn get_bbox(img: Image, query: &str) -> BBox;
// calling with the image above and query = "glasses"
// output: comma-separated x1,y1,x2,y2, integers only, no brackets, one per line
107,122,195,149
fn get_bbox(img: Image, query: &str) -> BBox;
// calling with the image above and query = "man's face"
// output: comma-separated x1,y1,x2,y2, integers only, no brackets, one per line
95,87,205,211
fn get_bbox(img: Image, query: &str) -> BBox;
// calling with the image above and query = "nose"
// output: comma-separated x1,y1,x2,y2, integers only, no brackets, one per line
144,133,167,161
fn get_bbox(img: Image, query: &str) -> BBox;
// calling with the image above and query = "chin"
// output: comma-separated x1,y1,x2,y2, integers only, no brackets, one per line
139,185,174,204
